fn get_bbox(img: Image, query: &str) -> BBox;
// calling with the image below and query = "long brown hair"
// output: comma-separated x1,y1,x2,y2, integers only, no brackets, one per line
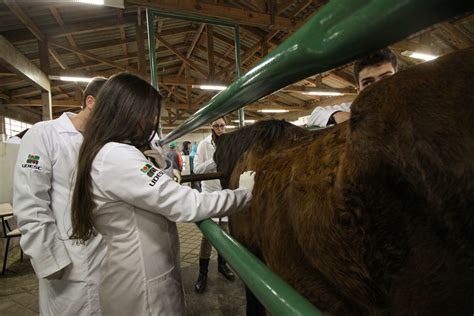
70,73,162,242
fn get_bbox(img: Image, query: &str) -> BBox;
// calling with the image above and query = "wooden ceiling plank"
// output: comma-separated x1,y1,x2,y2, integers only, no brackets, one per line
126,0,298,30
4,16,137,44
4,0,44,41
49,7,88,65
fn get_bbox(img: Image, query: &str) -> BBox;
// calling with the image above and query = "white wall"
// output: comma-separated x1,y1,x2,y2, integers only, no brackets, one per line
0,142,19,204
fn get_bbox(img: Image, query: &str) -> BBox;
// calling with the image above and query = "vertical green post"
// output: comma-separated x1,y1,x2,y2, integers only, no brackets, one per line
146,10,162,137
146,10,158,90
234,25,244,128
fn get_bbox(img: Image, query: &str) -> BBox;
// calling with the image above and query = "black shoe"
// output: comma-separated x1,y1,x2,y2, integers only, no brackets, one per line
218,255,235,282
194,272,208,293
218,264,235,281
194,258,210,293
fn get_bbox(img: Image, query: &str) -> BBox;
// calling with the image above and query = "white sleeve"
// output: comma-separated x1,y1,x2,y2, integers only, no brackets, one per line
307,102,352,127
193,141,216,174
13,128,71,278
96,144,251,223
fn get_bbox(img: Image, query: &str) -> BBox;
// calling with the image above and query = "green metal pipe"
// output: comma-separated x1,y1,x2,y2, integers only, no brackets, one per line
234,24,245,127
146,9,158,91
196,219,323,315
150,10,237,27
160,0,474,144
146,9,161,137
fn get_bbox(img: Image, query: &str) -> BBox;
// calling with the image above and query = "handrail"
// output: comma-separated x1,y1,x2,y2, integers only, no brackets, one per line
196,219,323,316
160,0,473,145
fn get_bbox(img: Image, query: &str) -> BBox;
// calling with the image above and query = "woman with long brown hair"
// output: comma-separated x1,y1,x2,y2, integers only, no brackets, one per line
70,73,254,315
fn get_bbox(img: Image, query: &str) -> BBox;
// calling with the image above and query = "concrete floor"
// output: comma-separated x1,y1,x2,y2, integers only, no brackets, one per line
0,223,246,315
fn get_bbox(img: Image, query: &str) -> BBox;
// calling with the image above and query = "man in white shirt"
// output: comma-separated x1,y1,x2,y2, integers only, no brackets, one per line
193,117,236,293
13,77,107,315
308,48,398,127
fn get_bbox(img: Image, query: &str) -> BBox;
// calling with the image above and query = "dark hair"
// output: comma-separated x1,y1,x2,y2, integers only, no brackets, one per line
82,77,107,108
353,48,398,84
182,141,191,155
70,73,162,242
211,116,227,125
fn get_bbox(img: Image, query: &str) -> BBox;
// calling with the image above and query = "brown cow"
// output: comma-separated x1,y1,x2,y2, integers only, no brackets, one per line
214,48,474,315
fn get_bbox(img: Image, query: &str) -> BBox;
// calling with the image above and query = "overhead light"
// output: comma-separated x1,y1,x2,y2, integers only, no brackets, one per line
193,85,227,91
304,91,344,96
44,0,125,8
75,0,104,5
401,51,438,61
257,109,289,113
49,75,93,83
225,125,238,129
232,119,256,124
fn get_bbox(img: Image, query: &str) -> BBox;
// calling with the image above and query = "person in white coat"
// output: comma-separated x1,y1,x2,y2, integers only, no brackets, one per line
13,77,107,315
193,117,235,293
307,48,398,127
70,73,255,316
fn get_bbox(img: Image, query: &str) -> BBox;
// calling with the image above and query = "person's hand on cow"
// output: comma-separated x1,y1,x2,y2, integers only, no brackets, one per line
239,170,256,193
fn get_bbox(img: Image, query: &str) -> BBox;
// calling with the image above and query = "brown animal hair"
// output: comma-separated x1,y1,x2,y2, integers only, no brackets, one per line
214,48,474,315
214,119,314,189
70,73,162,242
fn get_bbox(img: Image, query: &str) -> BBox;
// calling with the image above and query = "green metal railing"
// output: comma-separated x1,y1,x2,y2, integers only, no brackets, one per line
147,0,474,314
197,220,323,315
160,0,473,144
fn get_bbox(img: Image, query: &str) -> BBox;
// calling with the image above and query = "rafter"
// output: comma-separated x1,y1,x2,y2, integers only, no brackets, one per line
49,39,139,74
3,15,137,44
49,7,87,66
126,0,299,30
155,33,208,77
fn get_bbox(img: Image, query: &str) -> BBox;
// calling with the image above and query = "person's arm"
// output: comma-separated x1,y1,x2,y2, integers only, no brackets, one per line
13,128,71,279
193,141,216,174
96,144,252,222
307,103,352,127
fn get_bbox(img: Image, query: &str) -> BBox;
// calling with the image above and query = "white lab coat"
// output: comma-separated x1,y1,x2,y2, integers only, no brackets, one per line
194,134,228,223
307,102,352,127
90,142,251,315
5,135,21,144
13,113,106,315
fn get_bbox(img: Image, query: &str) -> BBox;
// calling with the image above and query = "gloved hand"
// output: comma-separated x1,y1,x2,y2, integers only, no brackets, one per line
239,170,256,192
143,149,168,170
45,268,65,280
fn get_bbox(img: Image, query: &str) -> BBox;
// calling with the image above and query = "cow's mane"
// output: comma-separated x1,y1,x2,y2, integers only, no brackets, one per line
214,119,313,188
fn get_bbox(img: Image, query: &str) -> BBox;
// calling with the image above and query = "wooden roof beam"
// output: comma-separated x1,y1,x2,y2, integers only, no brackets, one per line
126,0,299,30
0,35,50,92
49,7,88,66
3,16,137,44
49,39,139,74
165,23,205,104
155,33,208,77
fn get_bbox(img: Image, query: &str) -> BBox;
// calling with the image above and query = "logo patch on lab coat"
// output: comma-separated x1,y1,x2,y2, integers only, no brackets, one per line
141,163,164,186
21,154,42,170
141,163,158,177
